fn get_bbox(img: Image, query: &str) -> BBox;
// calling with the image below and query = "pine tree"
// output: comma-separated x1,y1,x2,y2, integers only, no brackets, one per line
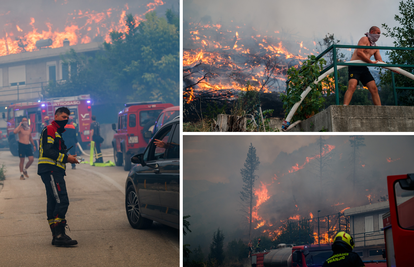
208,228,225,266
240,143,260,241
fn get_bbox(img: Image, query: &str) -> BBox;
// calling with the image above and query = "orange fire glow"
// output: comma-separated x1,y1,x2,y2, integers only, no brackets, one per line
386,157,401,163
0,1,165,57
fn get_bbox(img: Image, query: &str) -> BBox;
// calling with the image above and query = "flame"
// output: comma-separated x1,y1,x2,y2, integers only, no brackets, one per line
387,157,400,163
289,215,300,220
0,1,166,57
288,144,335,173
340,207,351,213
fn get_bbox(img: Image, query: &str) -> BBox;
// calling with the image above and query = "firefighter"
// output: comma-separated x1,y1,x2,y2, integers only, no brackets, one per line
42,116,50,128
256,238,261,253
37,107,79,247
322,232,365,267
63,117,78,169
90,115,104,163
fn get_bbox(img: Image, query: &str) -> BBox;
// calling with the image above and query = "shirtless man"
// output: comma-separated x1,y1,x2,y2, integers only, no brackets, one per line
13,117,36,180
344,26,382,106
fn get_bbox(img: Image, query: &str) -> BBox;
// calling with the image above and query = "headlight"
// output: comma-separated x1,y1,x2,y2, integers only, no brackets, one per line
83,130,90,135
128,136,138,144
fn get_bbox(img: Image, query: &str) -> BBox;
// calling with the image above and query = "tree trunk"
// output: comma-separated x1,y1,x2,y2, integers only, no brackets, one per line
213,114,247,132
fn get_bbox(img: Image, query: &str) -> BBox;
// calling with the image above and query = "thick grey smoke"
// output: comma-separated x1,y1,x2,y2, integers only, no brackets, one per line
184,135,414,252
184,0,400,47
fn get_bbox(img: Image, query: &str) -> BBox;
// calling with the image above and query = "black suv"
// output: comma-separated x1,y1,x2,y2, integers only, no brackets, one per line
125,116,179,229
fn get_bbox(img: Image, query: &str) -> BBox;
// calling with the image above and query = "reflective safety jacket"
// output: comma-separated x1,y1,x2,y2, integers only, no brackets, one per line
37,120,68,174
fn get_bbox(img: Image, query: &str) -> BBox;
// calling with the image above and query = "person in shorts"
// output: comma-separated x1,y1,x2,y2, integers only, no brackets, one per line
13,117,36,180
344,26,382,106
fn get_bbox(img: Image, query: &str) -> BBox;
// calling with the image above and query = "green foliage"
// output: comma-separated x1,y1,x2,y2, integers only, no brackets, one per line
381,0,414,105
206,102,227,120
317,33,347,66
184,215,193,264
226,239,248,262
0,164,5,181
274,218,315,245
232,81,261,116
208,228,225,266
281,55,333,122
46,10,179,105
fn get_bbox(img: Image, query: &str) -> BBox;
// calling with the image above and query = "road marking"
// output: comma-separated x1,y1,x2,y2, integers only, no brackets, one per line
80,168,125,194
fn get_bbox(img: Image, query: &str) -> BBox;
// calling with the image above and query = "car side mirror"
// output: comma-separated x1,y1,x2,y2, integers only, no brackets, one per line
112,123,117,132
131,153,145,166
144,131,152,139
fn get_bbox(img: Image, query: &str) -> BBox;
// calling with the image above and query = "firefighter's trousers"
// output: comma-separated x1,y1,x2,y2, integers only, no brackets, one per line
40,171,69,220
95,142,103,163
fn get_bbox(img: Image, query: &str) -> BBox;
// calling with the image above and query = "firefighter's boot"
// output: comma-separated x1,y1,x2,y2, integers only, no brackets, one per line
48,219,56,245
53,219,78,247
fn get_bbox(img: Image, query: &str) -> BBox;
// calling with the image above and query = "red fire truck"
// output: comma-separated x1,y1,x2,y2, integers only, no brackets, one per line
253,243,386,267
6,94,92,156
112,101,173,171
382,173,414,267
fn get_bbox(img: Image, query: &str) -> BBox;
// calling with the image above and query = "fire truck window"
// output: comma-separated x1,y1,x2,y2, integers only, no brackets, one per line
118,116,121,130
129,114,136,127
8,108,13,120
140,110,163,127
121,114,127,129
394,182,414,230
15,110,25,117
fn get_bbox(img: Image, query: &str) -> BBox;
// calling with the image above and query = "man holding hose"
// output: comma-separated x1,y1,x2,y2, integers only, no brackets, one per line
344,26,382,106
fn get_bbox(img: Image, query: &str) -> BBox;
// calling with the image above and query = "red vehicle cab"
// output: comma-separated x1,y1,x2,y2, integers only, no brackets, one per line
152,106,179,135
383,173,414,267
112,101,173,171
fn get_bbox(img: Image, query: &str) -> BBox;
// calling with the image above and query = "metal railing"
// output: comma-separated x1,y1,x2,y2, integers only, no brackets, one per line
352,230,384,247
287,44,414,105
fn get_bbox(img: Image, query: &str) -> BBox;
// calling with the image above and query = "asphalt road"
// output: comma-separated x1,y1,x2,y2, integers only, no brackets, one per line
0,148,179,267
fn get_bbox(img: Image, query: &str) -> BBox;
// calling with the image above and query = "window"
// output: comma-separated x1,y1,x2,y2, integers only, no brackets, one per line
129,114,136,127
7,108,13,120
365,216,374,233
155,113,164,130
394,181,414,230
70,62,77,76
121,114,127,129
140,110,163,128
9,65,26,86
379,213,384,232
47,62,57,82
355,251,363,257
62,63,69,80
369,249,383,256
144,125,172,161
165,124,179,159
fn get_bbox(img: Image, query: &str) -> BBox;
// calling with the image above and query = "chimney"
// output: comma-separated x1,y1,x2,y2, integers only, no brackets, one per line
63,38,70,47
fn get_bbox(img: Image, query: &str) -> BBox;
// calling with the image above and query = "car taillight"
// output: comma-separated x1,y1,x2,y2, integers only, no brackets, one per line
128,136,138,144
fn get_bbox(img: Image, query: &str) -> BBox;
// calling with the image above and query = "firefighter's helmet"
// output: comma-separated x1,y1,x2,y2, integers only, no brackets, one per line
44,116,49,120
333,231,354,250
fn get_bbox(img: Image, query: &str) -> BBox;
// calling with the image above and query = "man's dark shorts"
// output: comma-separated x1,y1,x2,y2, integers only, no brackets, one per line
18,142,33,158
348,66,375,86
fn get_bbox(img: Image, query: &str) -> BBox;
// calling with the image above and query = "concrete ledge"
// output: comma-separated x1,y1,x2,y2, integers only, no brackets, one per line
289,105,414,132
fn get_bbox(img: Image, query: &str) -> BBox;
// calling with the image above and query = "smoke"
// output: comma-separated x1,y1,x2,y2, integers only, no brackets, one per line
184,0,400,46
183,135,414,252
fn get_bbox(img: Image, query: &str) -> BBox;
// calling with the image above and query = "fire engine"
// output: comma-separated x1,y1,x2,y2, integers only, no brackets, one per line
112,101,173,171
382,173,414,267
252,243,386,267
6,94,92,156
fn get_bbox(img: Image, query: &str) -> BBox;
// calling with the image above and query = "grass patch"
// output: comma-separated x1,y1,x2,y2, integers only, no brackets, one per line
0,164,6,181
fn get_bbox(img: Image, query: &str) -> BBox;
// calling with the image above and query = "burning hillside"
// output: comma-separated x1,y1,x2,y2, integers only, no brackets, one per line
183,19,320,104
0,0,167,57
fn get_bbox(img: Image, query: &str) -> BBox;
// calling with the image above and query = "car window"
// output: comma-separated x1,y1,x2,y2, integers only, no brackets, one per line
165,123,179,159
129,114,136,127
146,125,172,161
155,112,164,130
164,110,179,125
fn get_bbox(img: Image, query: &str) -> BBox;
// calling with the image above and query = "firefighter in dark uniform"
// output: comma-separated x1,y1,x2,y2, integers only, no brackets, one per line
38,107,79,247
63,117,78,169
90,115,104,163
322,232,365,267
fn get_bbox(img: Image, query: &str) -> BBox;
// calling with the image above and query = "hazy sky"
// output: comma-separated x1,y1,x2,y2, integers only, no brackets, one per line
183,135,414,250
184,0,402,46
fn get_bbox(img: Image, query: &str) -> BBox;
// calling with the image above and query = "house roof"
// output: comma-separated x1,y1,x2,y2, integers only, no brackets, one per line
344,201,389,216
0,42,102,66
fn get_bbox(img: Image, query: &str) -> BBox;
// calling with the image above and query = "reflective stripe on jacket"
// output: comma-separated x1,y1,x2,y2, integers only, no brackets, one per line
37,120,68,174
